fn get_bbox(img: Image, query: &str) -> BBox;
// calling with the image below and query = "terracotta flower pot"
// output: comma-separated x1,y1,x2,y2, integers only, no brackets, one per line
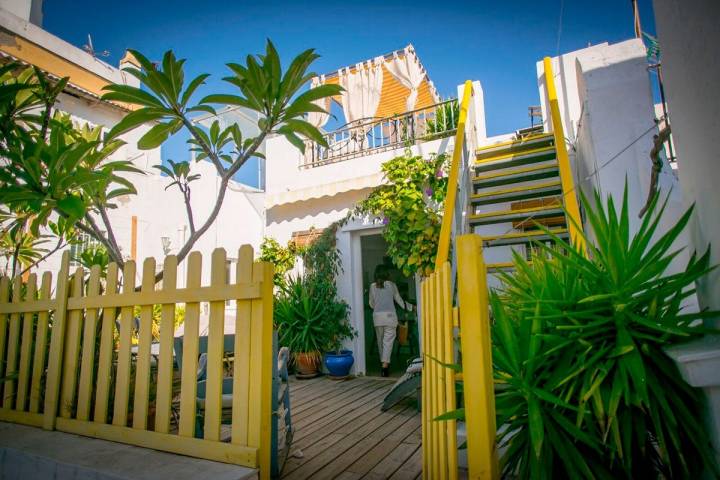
397,323,409,345
295,352,321,379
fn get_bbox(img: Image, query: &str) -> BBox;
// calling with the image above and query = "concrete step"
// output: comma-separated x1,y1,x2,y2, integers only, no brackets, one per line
475,133,554,161
470,180,562,206
482,228,569,247
0,422,258,480
474,145,557,174
472,162,560,189
469,203,565,227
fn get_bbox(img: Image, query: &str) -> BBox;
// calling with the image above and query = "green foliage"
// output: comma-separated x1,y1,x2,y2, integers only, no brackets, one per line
103,41,342,156
491,188,718,479
131,303,186,343
154,160,200,191
425,99,459,136
275,275,334,360
0,225,48,276
274,224,354,356
356,151,449,276
0,65,140,267
0,66,137,235
73,244,110,276
0,40,340,277
258,237,304,288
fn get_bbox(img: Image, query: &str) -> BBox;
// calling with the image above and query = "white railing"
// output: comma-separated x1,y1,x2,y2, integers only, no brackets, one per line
302,99,459,168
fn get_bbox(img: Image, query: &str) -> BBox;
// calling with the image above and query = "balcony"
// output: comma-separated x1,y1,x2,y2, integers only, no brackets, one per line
302,99,459,168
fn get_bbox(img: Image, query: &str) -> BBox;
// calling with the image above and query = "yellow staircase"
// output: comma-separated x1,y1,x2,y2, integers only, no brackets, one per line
421,59,585,480
468,131,567,271
468,59,584,273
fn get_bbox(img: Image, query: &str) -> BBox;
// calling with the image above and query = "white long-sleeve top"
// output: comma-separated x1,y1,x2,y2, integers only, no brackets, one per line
369,281,411,323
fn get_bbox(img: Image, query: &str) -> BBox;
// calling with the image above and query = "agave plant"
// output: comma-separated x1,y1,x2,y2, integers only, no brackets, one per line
274,275,331,363
492,187,717,478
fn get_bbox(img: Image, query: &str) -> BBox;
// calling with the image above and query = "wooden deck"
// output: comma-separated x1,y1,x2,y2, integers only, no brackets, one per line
280,376,422,480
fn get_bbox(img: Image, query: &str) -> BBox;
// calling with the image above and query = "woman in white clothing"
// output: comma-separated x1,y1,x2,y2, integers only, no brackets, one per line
369,266,413,377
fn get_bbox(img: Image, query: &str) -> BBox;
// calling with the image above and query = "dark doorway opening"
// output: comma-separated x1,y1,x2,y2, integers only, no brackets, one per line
360,234,418,377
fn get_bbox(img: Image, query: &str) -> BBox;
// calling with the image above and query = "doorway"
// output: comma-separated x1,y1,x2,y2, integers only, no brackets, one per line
359,234,418,377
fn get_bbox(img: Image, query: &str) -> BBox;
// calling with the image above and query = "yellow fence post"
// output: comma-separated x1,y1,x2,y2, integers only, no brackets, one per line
543,57,585,252
42,251,71,430
248,260,274,479
457,234,498,479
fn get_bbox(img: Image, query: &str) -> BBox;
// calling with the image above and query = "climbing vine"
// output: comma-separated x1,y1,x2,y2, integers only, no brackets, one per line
258,237,304,288
355,151,449,277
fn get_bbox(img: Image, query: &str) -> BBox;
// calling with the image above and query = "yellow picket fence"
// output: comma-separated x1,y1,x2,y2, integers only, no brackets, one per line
421,262,458,478
0,247,274,478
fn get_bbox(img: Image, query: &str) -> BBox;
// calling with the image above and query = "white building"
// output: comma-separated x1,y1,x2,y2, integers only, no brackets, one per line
0,0,697,380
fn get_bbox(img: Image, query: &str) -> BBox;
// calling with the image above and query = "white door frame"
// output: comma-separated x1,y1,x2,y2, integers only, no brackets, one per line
348,226,384,376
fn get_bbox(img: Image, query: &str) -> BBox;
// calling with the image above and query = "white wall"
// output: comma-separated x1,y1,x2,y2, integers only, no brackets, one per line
0,0,42,26
652,0,720,315
538,39,694,285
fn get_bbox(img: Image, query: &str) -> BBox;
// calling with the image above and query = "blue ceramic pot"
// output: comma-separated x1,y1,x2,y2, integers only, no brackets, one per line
324,350,354,377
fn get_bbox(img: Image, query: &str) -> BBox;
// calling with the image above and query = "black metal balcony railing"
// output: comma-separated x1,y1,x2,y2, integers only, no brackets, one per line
301,99,459,168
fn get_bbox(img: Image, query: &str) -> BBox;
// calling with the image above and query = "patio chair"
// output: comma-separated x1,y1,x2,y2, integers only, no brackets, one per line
172,334,293,478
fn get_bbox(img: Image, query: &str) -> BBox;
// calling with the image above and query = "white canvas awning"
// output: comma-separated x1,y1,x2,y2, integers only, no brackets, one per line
265,172,385,208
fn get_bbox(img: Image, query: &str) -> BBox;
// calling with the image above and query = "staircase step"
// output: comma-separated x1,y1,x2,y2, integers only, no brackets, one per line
475,145,556,174
482,228,569,247
487,262,523,273
475,133,554,160
472,163,559,189
470,180,562,206
469,203,565,227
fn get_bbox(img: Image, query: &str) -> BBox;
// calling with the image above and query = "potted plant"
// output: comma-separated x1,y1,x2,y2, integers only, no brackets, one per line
321,287,355,379
274,275,328,378
273,224,357,379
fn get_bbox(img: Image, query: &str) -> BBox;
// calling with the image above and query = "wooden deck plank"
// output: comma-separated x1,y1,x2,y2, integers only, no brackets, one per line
279,376,423,479
290,378,353,408
343,415,421,476
291,384,391,446
283,404,416,479
291,379,384,419
292,380,388,426
283,398,395,474
311,409,420,479
388,446,423,480
363,442,421,480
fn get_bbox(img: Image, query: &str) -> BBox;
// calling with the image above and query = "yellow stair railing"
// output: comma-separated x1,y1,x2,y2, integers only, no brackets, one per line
543,56,585,251
422,79,500,479
421,59,585,480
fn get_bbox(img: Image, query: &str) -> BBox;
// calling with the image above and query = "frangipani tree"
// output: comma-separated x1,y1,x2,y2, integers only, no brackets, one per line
0,40,340,280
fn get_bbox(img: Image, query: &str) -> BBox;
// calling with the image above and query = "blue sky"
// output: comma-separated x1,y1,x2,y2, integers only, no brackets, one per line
43,0,656,187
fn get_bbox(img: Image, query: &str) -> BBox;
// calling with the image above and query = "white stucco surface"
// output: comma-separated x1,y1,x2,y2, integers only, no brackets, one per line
538,40,694,285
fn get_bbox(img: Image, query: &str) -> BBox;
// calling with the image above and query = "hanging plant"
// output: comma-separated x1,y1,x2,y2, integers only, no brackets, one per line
355,151,449,277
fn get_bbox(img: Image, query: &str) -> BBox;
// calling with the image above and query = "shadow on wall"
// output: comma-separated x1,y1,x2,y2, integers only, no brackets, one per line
266,188,374,224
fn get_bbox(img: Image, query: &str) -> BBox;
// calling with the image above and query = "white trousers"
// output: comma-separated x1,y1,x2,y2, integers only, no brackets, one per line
375,325,396,364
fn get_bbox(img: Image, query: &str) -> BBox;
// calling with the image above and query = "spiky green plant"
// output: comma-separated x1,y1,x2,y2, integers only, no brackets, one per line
492,188,717,479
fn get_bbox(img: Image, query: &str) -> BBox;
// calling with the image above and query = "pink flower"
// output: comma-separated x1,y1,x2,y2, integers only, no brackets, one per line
382,217,389,225
425,187,433,196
